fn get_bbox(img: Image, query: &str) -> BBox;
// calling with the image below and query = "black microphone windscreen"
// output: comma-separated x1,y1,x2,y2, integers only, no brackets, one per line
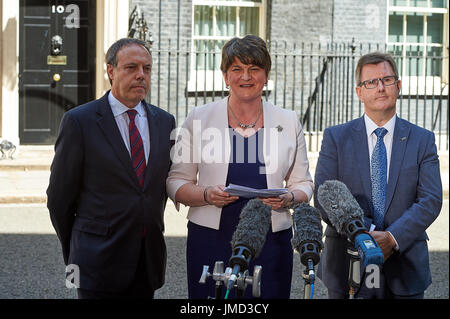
291,203,323,252
317,180,364,235
230,199,272,259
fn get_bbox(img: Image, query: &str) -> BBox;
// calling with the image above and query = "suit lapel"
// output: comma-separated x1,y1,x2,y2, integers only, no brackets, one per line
385,117,410,213
143,101,159,190
96,92,141,192
351,117,372,201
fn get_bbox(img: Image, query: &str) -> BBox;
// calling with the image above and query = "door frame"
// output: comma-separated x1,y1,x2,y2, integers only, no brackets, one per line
18,0,97,145
0,0,129,145
1,1,20,146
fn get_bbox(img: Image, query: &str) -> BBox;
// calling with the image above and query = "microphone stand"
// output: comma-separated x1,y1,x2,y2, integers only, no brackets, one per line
302,259,315,299
297,240,320,299
199,262,262,299
214,274,224,299
347,243,361,299
235,285,245,298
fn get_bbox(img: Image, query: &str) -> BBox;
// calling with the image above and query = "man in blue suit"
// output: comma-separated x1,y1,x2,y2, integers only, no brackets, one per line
314,52,442,299
47,38,175,298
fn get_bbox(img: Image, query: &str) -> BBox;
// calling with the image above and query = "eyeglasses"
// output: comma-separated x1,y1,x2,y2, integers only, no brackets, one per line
358,76,398,89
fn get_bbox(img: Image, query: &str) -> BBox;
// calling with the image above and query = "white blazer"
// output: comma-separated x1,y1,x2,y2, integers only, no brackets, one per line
166,97,314,232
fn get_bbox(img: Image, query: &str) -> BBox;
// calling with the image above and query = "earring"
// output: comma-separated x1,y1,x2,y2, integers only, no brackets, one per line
226,85,230,89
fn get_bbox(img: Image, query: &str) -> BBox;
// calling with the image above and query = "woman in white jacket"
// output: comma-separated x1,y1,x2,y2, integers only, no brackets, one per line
167,35,313,299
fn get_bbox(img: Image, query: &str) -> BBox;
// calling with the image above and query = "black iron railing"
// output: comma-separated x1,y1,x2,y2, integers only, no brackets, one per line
145,40,449,151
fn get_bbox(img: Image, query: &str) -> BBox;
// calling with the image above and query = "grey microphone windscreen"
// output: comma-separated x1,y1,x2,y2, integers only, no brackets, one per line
291,203,323,252
317,180,364,236
230,199,272,259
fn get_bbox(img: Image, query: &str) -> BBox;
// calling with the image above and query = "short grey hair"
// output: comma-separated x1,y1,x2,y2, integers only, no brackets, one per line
355,52,399,85
106,38,152,67
105,38,152,84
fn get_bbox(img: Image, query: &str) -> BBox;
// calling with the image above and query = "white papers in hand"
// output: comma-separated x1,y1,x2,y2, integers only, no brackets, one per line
224,183,289,199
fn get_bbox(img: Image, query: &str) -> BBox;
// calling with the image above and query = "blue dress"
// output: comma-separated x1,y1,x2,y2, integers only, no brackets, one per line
186,128,293,299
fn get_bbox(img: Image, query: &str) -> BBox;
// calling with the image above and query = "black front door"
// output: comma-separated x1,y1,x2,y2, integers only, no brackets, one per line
19,0,96,144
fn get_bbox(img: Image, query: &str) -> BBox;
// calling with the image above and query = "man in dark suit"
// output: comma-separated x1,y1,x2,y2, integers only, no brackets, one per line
314,52,442,299
47,38,176,299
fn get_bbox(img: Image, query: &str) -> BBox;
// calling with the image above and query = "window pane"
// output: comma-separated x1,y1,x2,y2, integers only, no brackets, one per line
389,0,408,5
387,45,403,76
427,13,444,44
194,6,213,36
426,47,442,76
430,0,447,8
406,12,424,43
388,45,404,75
405,45,424,76
388,45,403,57
216,6,236,36
239,7,260,35
410,0,428,7
388,12,404,42
193,40,226,71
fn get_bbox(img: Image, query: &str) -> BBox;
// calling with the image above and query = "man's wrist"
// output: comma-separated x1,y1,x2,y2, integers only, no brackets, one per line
386,231,399,251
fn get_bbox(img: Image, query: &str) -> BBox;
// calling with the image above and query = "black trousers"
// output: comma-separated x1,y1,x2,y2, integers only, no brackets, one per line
77,240,154,299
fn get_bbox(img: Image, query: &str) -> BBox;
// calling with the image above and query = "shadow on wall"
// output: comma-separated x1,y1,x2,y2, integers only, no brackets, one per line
2,18,18,92
1,17,19,136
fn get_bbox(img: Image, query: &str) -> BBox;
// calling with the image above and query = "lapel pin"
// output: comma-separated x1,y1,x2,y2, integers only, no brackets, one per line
276,125,283,132
401,137,407,141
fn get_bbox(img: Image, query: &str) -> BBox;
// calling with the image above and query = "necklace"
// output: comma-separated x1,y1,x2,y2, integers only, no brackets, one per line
228,98,263,129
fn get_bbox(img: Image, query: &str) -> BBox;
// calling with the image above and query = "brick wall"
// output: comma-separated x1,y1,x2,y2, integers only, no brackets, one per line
270,0,333,44
333,0,387,44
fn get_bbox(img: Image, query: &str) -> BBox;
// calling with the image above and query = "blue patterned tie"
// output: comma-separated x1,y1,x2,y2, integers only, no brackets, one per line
371,127,388,230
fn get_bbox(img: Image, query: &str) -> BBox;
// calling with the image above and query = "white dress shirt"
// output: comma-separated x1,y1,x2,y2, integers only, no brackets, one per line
364,113,396,183
108,92,150,163
364,113,399,249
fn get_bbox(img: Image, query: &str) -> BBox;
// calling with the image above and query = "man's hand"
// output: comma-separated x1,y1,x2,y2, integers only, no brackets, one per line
369,231,396,260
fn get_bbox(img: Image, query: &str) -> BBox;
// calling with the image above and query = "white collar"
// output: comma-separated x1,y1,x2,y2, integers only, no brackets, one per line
108,91,145,118
364,113,396,137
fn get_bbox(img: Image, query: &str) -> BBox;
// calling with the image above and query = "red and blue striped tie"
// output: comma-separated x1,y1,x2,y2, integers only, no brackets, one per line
127,110,146,189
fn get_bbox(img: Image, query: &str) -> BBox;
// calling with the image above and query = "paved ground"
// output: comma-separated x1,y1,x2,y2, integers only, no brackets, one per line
0,200,447,299
0,146,448,299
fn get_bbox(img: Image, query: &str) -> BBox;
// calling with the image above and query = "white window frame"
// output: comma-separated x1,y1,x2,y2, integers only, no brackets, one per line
386,0,449,95
188,0,268,92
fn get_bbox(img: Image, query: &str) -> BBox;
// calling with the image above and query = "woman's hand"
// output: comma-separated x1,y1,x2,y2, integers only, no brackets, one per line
204,185,239,208
259,193,293,210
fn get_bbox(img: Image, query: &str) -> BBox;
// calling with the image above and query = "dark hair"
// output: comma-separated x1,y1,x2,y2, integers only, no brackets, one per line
106,38,151,67
220,35,271,77
355,52,399,85
106,38,152,85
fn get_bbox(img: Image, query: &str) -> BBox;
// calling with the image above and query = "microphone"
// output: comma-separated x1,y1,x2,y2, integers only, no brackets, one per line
227,199,272,292
317,180,384,267
291,203,323,281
